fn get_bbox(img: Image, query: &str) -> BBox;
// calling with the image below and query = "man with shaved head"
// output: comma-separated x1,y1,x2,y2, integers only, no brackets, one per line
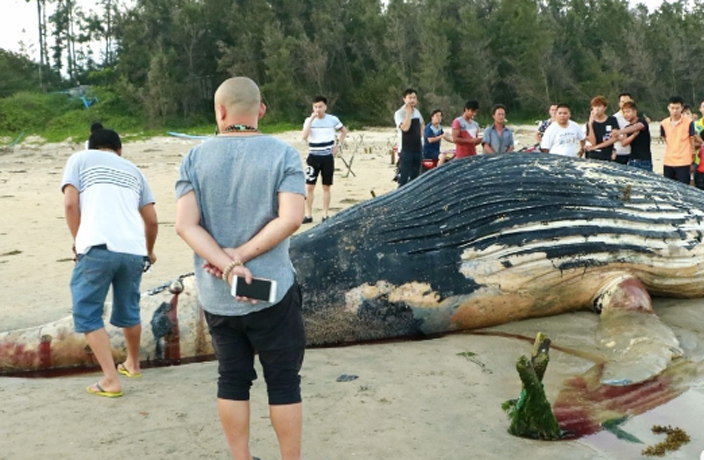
176,76,306,460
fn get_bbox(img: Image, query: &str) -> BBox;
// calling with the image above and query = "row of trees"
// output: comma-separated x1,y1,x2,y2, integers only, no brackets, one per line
5,0,704,126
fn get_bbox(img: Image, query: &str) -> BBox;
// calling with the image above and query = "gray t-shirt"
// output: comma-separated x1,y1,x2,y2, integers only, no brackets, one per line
175,135,306,316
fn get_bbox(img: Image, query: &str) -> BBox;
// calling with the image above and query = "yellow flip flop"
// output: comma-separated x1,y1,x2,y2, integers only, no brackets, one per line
86,382,123,398
117,363,142,378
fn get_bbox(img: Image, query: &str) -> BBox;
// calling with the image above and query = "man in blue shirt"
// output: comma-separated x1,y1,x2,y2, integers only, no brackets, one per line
423,109,454,166
482,104,515,154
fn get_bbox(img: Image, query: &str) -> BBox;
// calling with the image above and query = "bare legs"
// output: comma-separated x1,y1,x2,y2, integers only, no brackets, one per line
219,400,302,460
219,400,253,460
121,323,142,375
85,322,142,392
304,183,315,220
321,185,331,218
271,403,303,460
85,328,121,392
304,183,332,220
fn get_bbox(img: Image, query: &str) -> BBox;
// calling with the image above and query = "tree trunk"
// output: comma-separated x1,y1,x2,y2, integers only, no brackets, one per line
503,333,561,440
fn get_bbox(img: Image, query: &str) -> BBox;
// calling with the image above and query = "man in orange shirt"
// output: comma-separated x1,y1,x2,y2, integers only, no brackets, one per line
660,96,696,184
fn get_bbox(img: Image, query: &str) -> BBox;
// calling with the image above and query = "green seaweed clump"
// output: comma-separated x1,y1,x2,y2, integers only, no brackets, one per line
641,425,690,457
502,332,561,440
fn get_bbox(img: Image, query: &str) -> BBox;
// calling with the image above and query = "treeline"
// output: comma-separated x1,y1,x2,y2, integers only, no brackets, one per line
4,0,704,127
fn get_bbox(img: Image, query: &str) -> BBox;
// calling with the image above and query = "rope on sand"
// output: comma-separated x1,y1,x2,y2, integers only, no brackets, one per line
10,132,25,147
167,131,211,140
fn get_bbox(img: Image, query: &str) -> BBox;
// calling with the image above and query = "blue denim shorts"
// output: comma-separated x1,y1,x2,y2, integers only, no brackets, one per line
70,245,145,333
627,159,653,172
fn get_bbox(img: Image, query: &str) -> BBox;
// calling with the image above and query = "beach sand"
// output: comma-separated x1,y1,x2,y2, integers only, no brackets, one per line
1,125,702,459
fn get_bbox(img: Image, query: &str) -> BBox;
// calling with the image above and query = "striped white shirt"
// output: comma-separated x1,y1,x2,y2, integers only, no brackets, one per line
304,114,343,155
61,149,155,256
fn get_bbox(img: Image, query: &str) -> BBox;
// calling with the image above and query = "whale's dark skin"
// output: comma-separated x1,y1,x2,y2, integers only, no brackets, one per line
292,154,704,366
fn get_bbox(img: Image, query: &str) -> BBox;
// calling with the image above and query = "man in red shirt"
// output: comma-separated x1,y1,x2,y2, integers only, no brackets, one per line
452,100,482,158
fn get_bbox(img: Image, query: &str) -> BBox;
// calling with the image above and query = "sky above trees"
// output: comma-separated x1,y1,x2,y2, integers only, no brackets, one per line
1,0,665,59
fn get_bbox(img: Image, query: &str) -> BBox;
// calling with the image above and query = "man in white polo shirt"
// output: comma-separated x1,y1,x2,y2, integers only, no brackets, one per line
540,103,586,157
301,95,347,224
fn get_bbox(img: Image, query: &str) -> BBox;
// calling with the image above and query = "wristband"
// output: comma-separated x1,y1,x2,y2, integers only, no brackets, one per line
221,259,243,282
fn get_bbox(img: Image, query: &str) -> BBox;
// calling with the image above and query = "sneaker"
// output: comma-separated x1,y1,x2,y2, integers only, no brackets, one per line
322,216,329,222
302,216,313,224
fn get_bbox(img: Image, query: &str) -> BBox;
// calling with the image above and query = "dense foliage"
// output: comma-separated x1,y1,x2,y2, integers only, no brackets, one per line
3,0,704,136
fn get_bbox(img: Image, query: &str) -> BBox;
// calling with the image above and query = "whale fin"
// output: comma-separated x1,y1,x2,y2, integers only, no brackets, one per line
592,275,683,386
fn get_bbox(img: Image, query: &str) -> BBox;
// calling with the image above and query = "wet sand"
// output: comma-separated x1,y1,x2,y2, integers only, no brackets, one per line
0,125,702,459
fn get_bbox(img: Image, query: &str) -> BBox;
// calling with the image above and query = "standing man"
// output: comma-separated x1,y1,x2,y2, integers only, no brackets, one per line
660,95,696,184
612,93,634,164
539,104,585,157
394,88,424,186
423,109,454,166
175,77,306,460
301,95,347,223
61,128,158,397
615,101,653,171
452,100,482,159
482,104,514,154
536,103,558,144
585,95,620,161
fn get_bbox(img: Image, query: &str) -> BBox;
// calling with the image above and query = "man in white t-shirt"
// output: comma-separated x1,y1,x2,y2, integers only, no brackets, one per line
394,88,424,186
612,92,633,164
540,104,586,157
61,129,158,398
301,95,347,223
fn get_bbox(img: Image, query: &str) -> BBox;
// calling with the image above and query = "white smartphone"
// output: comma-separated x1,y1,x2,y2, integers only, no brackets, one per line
231,276,277,302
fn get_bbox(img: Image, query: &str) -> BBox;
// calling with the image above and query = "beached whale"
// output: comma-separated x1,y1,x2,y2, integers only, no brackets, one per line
1,155,701,385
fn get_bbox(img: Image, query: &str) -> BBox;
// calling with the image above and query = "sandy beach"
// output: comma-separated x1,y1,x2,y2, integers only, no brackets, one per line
1,125,702,460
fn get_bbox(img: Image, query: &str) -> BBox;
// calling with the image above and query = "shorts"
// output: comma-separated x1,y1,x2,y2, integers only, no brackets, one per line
627,159,652,172
71,245,145,333
586,150,612,161
663,165,690,185
305,154,334,186
694,171,704,190
205,282,305,405
614,155,629,165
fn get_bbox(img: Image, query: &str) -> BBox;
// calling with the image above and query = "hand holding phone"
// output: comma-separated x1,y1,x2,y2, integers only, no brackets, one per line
231,276,277,303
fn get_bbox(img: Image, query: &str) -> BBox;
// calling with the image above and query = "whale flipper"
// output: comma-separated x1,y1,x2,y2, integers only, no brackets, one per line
593,275,683,385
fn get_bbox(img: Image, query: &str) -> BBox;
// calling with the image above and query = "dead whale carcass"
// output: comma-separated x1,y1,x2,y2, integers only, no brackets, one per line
0,275,211,376
293,154,703,383
1,155,702,382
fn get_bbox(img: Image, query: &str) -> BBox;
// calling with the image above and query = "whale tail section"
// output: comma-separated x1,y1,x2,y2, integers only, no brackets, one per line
592,274,683,386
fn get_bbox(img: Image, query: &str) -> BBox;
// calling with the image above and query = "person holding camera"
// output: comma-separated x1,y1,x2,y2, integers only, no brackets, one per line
175,77,306,460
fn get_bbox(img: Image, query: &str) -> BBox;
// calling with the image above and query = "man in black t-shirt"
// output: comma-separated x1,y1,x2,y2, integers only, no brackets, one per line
585,95,620,161
615,101,652,172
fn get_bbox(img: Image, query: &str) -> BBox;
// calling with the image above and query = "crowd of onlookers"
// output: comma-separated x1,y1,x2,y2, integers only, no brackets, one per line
389,88,704,189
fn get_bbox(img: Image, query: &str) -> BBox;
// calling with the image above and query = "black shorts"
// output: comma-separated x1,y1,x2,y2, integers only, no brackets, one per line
586,150,612,161
695,171,704,190
204,282,305,405
663,165,690,185
306,154,334,186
